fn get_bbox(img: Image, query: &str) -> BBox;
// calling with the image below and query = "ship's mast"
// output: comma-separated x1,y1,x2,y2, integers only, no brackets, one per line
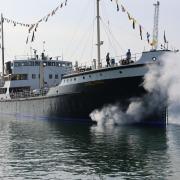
96,0,101,69
1,14,5,78
152,1,160,50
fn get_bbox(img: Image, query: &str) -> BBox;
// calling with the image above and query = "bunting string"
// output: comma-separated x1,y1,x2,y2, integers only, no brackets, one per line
110,0,154,46
2,0,68,44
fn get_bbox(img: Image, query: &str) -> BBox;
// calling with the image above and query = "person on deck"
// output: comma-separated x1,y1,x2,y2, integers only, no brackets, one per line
126,49,131,64
106,52,111,67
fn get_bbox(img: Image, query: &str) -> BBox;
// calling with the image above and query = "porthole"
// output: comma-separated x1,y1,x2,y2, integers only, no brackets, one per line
152,57,157,61
83,76,85,79
119,71,122,74
89,75,91,78
74,78,76,81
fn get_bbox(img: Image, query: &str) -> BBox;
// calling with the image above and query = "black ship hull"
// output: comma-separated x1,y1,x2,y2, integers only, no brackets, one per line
0,74,167,126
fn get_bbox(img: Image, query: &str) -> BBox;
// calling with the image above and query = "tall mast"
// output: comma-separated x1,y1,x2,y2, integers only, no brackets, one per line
152,1,160,50
1,14,5,77
96,0,101,69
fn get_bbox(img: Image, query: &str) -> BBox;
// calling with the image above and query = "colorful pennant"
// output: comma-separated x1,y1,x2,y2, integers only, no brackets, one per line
2,0,68,44
110,0,152,45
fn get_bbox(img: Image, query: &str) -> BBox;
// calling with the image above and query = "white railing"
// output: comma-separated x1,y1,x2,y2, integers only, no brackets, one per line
10,89,48,99
73,52,142,73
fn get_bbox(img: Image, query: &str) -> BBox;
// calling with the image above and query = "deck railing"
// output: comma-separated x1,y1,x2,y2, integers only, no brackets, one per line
10,89,48,99
73,52,142,73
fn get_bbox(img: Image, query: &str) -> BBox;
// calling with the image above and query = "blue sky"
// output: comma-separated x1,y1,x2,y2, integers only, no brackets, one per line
0,0,179,65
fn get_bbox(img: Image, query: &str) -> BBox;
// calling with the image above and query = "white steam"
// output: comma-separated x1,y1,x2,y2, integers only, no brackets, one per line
90,52,180,125
144,53,180,124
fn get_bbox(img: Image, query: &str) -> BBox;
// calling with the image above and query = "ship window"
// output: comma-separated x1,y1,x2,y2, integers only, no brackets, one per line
67,63,72,67
14,62,20,67
100,73,102,76
55,74,59,79
35,61,40,66
11,74,28,81
31,61,35,66
83,76,85,79
74,78,76,81
89,75,91,78
48,62,52,66
26,61,33,66
119,71,122,74
32,74,36,79
0,88,7,94
61,74,65,79
49,74,53,79
22,61,32,66
14,62,18,67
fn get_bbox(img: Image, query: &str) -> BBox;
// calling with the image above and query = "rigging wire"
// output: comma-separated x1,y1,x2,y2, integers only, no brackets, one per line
78,20,96,64
100,19,118,57
63,0,92,58
90,0,96,63
71,20,96,65
101,19,126,54
100,1,125,53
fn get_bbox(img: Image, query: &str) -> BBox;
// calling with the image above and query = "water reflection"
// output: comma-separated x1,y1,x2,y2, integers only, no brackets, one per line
0,118,173,179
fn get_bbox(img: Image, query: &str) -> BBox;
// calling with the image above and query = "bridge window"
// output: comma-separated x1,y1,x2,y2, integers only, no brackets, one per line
32,74,36,79
35,61,40,66
11,74,28,81
49,74,52,79
55,74,59,79
0,88,7,94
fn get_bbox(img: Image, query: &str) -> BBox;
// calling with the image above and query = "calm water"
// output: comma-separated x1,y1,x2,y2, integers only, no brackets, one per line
0,117,180,180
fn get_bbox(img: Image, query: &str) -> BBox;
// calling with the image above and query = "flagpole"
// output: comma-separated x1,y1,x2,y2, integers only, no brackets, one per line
1,13,5,79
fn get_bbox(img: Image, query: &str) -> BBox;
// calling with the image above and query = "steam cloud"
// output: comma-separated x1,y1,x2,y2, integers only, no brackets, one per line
90,53,180,125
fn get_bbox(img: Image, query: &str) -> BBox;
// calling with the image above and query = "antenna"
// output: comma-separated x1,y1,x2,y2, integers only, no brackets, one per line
1,14,5,78
43,41,46,52
152,1,160,50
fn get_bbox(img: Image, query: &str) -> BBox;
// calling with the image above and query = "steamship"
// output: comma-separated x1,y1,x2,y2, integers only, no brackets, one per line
0,1,175,125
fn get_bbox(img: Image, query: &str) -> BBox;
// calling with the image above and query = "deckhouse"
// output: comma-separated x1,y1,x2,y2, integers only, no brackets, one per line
0,54,72,100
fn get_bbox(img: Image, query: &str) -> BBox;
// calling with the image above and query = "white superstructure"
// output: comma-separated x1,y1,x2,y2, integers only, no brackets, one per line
0,54,72,100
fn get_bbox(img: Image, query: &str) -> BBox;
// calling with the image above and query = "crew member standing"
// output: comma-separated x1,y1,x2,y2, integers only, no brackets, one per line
106,52,111,67
126,49,131,64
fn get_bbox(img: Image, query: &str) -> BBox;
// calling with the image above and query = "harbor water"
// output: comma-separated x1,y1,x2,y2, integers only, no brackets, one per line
0,117,180,179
